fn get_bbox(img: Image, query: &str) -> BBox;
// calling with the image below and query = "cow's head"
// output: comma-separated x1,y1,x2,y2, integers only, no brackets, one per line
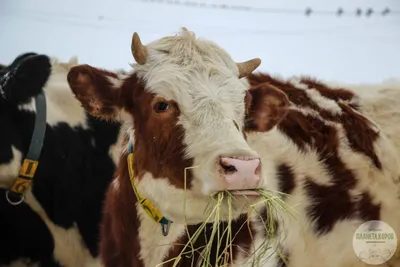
67,29,289,223
0,53,51,105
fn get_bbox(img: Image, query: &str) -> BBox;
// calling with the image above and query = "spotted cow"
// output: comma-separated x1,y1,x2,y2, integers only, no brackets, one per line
67,28,400,267
0,53,123,266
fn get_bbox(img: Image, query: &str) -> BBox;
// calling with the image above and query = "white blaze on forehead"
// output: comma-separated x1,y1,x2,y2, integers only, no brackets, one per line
133,29,248,125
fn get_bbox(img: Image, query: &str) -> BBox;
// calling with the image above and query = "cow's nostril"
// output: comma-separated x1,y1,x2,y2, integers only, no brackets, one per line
220,159,238,174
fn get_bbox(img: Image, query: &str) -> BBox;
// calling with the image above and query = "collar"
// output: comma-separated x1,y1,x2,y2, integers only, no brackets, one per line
6,89,47,205
127,142,172,236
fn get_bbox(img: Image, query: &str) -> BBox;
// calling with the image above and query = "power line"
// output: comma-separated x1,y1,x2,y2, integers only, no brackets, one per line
129,0,400,18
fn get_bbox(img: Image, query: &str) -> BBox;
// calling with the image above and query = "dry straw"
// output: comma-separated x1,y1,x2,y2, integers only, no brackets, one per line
157,167,298,267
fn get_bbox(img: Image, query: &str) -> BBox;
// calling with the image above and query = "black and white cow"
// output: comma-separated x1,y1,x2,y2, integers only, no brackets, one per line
0,52,122,266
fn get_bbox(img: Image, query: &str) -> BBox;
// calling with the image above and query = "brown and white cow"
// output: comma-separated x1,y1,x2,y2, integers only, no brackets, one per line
67,28,400,267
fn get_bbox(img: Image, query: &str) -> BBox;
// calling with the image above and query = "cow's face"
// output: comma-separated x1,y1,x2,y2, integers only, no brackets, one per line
0,53,52,188
67,29,290,224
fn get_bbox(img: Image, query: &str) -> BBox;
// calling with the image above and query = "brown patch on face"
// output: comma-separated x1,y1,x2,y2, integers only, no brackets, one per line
247,73,382,169
69,64,195,185
165,213,257,266
121,74,194,188
277,164,296,198
245,83,290,133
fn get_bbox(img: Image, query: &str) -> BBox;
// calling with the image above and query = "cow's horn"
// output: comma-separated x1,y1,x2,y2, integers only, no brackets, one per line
131,32,147,65
236,58,261,78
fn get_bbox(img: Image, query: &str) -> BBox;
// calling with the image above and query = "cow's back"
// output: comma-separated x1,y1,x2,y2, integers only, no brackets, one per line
243,73,400,267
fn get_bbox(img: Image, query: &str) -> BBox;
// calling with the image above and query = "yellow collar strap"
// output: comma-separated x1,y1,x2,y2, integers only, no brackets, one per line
127,142,172,236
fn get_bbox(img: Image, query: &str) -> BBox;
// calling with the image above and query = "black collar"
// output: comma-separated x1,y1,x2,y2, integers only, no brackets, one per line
6,89,47,205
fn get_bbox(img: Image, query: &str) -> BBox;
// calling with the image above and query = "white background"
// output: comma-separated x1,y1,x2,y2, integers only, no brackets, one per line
0,0,399,83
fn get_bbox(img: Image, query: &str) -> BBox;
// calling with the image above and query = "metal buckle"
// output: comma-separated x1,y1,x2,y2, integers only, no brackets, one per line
161,221,171,237
5,190,25,206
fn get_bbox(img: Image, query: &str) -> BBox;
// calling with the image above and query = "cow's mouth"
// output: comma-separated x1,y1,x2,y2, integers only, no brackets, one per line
212,189,261,198
230,189,260,197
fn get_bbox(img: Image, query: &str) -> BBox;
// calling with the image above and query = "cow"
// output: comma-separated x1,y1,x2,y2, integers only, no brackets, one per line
0,52,123,267
67,28,400,267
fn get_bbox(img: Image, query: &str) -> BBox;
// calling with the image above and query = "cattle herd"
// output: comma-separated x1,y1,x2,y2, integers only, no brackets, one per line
1,27,400,267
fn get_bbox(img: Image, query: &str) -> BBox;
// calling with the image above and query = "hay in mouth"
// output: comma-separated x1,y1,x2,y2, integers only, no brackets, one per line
161,186,297,267
212,189,261,198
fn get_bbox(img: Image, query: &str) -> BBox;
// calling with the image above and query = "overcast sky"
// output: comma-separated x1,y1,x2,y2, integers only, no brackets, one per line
1,0,399,83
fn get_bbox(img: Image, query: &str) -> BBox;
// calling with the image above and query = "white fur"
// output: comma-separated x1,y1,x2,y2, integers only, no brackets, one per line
305,88,342,115
136,199,185,267
24,190,101,267
0,146,22,188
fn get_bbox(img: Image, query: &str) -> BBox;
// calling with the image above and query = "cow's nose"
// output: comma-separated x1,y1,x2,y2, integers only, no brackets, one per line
218,156,261,190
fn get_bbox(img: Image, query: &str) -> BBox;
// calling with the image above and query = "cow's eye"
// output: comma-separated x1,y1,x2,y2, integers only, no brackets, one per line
154,101,169,112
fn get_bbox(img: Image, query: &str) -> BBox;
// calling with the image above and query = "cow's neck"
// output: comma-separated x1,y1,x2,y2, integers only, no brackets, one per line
116,151,185,267
136,202,185,267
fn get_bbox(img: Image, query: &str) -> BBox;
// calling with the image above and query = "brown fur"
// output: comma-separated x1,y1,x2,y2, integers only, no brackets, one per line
276,164,296,199
245,83,290,133
67,65,120,120
247,73,381,169
123,74,194,188
99,153,142,267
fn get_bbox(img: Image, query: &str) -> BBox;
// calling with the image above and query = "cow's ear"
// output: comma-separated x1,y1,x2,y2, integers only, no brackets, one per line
67,64,122,120
244,83,290,132
0,54,51,104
